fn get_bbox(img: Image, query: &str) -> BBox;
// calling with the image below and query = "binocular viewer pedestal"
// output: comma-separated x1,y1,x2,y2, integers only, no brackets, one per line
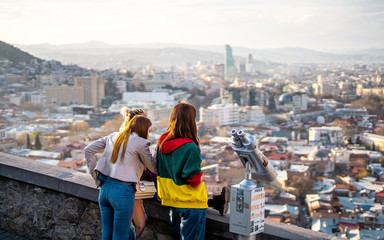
230,162,265,239
229,130,277,239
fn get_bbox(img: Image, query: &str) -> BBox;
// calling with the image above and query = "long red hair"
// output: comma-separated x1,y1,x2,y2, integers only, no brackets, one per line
159,102,199,150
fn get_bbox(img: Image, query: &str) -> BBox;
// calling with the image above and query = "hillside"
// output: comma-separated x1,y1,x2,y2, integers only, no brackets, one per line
0,40,41,64
16,43,279,69
15,41,384,69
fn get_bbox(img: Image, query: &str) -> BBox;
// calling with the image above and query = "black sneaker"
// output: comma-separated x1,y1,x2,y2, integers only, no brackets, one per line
213,186,230,216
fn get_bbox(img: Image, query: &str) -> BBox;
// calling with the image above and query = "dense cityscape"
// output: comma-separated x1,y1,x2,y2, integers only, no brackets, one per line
1,40,384,239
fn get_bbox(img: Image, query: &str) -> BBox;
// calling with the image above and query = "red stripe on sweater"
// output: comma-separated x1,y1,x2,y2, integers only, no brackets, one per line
187,171,203,187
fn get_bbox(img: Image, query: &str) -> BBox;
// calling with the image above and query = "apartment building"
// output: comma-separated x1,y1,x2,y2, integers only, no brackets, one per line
199,104,239,126
239,106,266,126
308,127,343,146
44,74,104,106
74,74,105,107
43,85,84,105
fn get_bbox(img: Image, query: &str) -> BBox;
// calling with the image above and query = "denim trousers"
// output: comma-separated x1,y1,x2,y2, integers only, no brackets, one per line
98,174,136,240
168,207,207,240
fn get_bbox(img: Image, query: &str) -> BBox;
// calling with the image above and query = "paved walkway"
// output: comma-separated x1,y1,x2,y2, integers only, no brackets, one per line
0,230,27,240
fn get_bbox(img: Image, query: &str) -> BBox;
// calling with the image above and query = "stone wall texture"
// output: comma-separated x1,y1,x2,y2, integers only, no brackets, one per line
0,176,102,240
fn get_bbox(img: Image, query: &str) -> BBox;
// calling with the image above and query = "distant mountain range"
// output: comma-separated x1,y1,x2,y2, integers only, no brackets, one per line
0,41,41,64
11,41,384,69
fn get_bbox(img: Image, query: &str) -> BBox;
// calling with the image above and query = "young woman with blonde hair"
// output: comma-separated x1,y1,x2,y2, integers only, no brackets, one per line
84,113,155,239
119,107,157,239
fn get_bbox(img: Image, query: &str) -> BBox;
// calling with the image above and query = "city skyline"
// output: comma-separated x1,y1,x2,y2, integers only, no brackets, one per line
1,0,384,51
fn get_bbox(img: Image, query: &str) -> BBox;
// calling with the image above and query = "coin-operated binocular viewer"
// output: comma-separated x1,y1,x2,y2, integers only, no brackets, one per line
229,129,277,240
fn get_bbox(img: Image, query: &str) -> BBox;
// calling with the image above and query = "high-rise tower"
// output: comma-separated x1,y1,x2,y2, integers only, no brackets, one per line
224,44,237,82
246,54,254,73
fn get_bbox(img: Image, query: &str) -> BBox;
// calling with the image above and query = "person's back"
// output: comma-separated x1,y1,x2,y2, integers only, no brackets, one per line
84,115,155,239
156,102,208,240
157,140,208,208
90,132,154,184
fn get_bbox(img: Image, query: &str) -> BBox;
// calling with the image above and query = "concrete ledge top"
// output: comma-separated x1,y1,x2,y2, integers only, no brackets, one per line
145,199,340,240
0,152,99,202
0,152,341,240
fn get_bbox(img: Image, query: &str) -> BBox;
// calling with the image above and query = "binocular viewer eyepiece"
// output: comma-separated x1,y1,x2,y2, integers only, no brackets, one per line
231,129,254,148
231,129,277,182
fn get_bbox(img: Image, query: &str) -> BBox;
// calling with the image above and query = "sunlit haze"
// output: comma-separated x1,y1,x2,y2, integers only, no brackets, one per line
1,0,384,50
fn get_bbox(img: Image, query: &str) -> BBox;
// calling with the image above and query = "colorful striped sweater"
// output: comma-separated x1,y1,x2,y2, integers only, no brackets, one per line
156,135,208,209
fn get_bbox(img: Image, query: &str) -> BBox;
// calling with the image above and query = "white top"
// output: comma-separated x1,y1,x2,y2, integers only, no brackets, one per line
84,132,156,187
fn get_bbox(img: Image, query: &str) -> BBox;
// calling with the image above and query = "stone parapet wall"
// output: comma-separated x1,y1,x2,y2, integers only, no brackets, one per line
0,152,339,240
0,176,102,239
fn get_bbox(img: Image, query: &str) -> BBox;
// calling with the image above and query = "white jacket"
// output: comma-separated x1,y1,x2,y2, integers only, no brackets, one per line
84,132,156,187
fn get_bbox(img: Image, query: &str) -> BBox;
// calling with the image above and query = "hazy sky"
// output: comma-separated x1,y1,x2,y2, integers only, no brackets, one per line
1,0,384,50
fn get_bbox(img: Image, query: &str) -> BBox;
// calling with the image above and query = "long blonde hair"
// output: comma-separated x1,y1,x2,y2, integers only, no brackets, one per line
119,107,146,132
159,102,199,150
110,115,152,164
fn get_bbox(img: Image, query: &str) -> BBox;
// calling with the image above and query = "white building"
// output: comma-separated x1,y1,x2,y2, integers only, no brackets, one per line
5,124,57,140
122,90,189,105
5,94,22,105
27,150,62,159
31,92,46,105
308,126,343,145
356,84,384,97
239,106,265,126
276,92,308,112
115,80,127,93
332,108,368,119
331,148,353,164
199,104,239,126
38,75,58,85
132,72,176,91
146,106,174,123
331,148,383,164
153,72,175,82
108,101,174,125
292,92,308,111
312,75,340,96
360,133,384,152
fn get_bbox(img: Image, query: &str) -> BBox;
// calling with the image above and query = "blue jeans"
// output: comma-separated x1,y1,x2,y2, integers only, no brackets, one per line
98,174,136,240
168,207,207,240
